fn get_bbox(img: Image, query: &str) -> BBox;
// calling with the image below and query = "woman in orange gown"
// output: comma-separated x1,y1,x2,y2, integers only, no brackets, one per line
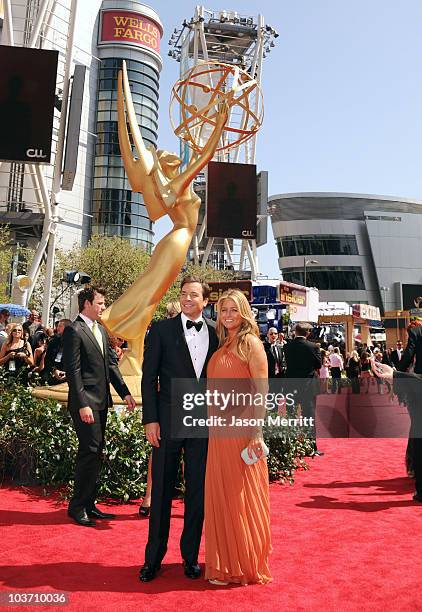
205,289,272,586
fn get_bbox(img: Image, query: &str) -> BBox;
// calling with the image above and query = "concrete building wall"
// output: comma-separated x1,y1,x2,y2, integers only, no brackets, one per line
269,192,422,310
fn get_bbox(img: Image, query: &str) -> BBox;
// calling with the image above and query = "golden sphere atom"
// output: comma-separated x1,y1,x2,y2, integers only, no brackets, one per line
170,62,264,153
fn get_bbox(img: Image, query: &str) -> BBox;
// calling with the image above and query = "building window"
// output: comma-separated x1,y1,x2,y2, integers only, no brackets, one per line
277,235,359,257
283,266,365,290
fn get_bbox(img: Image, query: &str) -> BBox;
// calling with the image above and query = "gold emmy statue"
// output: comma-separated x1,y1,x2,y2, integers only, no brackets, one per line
33,61,263,403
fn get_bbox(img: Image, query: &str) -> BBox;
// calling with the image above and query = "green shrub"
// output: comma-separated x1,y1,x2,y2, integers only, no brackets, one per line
0,377,150,501
0,377,313,501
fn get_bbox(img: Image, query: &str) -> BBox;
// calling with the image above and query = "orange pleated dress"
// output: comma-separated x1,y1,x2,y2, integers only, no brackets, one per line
205,346,272,585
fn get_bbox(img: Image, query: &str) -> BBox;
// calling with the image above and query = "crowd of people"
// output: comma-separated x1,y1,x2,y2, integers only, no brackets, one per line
261,323,405,397
0,307,126,386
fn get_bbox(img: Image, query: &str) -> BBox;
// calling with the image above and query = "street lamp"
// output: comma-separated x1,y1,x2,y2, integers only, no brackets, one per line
303,258,319,287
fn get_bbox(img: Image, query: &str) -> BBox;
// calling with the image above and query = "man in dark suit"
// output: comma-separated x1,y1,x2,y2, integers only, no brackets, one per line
139,276,219,582
391,341,403,369
43,318,71,385
284,322,322,453
263,327,286,379
63,286,136,527
398,323,422,501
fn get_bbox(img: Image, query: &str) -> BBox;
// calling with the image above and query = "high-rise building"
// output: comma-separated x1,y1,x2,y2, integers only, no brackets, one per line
92,1,162,251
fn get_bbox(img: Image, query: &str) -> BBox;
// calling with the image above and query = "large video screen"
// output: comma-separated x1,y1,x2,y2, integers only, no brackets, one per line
402,284,422,310
0,46,58,163
206,161,257,239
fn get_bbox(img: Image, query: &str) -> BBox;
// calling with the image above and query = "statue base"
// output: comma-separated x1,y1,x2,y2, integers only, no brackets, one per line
31,374,142,406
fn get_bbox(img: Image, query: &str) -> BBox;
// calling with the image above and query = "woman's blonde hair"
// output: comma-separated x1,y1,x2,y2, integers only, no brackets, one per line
166,300,181,318
350,350,360,361
216,289,260,361
5,323,24,349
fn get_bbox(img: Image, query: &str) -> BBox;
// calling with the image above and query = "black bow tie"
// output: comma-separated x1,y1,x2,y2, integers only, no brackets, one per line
186,320,203,332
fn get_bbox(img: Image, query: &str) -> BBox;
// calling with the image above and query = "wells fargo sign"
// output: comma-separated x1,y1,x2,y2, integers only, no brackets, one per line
99,10,162,54
278,282,307,307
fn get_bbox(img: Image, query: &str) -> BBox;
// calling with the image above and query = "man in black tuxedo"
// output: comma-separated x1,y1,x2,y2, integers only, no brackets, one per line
391,341,404,369
263,327,286,379
63,286,136,527
284,322,322,453
139,276,218,582
398,323,422,501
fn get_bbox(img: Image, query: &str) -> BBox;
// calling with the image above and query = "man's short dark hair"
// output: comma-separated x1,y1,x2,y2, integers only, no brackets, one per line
180,275,211,299
0,309,9,318
78,286,106,312
295,322,312,337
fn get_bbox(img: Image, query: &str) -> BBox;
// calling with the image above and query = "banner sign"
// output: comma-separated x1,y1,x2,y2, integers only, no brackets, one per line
99,10,161,54
207,281,253,304
278,282,307,307
352,304,381,321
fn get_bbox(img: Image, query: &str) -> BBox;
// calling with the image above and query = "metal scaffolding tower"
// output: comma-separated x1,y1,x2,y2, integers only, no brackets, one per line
168,5,278,279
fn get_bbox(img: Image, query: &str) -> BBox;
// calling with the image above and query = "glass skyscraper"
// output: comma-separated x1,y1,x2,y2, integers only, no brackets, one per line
92,1,163,252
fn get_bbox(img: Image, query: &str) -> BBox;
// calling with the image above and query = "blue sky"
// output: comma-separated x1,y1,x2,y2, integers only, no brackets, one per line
146,1,422,277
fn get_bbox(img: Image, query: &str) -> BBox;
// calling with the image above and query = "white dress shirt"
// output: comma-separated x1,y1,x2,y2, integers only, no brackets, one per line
79,312,95,330
329,352,344,369
181,312,209,379
79,313,104,353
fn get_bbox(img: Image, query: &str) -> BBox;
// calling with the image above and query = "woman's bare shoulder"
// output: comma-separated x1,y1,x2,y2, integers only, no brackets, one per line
246,333,265,352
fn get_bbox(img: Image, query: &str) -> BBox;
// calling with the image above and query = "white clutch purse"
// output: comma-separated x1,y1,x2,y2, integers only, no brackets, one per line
241,442,269,465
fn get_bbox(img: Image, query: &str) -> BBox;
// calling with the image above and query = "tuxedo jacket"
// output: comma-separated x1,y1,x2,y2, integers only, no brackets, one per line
284,336,322,379
63,316,130,413
263,340,286,378
390,349,403,369
141,313,219,435
399,326,422,375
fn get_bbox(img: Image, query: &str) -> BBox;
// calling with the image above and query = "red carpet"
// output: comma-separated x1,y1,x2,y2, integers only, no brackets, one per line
1,438,421,611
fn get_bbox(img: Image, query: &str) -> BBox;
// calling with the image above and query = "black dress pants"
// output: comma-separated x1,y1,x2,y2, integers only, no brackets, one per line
331,367,341,393
68,408,107,515
145,437,208,567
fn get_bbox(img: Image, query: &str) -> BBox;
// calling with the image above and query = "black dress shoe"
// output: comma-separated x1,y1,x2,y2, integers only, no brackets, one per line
139,563,160,582
138,505,150,517
183,561,201,579
413,493,422,502
88,506,116,519
68,510,96,527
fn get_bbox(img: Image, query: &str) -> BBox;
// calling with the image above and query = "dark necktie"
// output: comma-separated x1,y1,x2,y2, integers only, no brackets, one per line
186,320,203,332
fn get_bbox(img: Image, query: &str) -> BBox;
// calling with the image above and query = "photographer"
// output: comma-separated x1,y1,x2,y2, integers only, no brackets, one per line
43,319,71,385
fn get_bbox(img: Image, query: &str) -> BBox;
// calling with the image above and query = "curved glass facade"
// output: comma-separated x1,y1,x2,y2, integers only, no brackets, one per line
277,235,359,258
283,266,365,290
91,58,160,251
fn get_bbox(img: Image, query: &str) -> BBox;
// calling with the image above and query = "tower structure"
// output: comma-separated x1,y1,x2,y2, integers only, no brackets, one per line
168,5,277,278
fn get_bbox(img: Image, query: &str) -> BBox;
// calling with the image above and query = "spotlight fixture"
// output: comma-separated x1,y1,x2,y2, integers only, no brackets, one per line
63,270,91,285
